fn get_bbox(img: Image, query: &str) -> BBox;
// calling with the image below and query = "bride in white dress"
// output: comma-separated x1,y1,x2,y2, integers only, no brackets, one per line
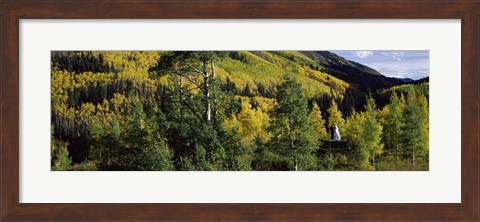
333,124,341,141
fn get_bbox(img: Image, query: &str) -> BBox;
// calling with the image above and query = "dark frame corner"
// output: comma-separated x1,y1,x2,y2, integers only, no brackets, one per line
1,1,478,221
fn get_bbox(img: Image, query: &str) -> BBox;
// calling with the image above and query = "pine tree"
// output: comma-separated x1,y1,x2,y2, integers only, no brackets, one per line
243,83,253,97
310,101,329,140
268,75,317,171
221,126,251,170
98,93,174,170
152,51,227,124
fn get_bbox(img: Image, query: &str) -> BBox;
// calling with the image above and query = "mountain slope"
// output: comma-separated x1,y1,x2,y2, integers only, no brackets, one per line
394,77,414,83
299,51,404,91
214,50,408,102
215,51,352,99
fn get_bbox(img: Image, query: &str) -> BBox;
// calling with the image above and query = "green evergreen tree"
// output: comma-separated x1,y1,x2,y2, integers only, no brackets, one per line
90,93,174,170
154,52,235,170
153,51,227,123
222,127,251,170
251,136,276,170
268,75,317,171
125,93,174,170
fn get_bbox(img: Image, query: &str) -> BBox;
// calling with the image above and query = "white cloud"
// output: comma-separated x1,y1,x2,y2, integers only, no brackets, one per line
351,51,374,59
367,58,429,79
391,51,405,61
378,51,405,61
331,50,429,80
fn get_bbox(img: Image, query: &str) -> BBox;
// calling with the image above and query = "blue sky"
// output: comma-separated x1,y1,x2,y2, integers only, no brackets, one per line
330,50,429,80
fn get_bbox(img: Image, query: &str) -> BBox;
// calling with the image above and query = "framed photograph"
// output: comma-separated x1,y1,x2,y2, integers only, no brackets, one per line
1,1,478,221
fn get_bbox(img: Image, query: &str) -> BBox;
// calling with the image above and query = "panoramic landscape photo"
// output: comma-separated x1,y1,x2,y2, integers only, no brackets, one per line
51,50,429,171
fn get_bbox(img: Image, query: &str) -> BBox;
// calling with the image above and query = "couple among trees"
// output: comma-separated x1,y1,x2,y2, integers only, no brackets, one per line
330,124,341,141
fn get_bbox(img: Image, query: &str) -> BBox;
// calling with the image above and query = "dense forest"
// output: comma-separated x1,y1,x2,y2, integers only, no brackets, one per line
51,51,429,171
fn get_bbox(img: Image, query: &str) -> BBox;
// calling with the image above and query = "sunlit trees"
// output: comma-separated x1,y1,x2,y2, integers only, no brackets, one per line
344,96,384,170
224,98,271,146
416,93,429,161
310,101,329,140
363,96,384,168
381,91,405,157
344,111,368,169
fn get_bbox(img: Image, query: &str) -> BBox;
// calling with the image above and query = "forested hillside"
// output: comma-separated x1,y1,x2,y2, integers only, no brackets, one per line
51,51,429,171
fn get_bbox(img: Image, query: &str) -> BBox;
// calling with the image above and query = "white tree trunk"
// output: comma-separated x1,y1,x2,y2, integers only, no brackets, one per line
204,61,211,123
211,60,215,78
179,72,183,116
211,60,217,123
205,82,211,122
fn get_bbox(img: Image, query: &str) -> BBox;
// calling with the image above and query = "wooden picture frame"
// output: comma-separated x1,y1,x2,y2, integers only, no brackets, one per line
1,1,478,221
